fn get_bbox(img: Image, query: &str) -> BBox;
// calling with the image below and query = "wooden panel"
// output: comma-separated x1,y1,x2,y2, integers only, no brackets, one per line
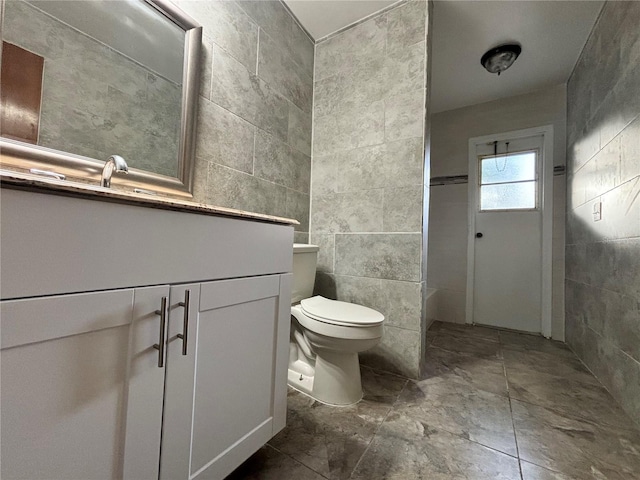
0,189,294,300
0,286,168,480
195,420,273,480
1,42,44,144
158,283,201,480
1,289,133,349
122,286,169,480
273,274,292,434
199,275,280,312
190,297,277,475
160,276,286,480
1,318,130,479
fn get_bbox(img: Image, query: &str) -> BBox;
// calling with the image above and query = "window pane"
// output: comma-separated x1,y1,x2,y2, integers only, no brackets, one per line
481,152,536,184
481,181,536,210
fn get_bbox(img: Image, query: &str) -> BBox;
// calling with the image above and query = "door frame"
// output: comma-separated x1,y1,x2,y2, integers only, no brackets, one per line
465,125,554,337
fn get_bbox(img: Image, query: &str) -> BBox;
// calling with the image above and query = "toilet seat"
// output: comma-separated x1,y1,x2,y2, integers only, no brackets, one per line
300,296,384,327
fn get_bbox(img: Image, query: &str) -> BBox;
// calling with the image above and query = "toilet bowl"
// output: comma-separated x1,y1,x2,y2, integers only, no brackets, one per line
290,244,384,406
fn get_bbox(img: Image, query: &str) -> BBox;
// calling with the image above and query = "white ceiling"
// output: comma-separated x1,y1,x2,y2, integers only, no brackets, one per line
284,0,603,114
285,0,398,40
431,1,603,113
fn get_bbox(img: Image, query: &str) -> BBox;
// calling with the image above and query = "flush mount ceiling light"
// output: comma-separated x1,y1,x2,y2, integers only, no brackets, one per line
481,44,522,75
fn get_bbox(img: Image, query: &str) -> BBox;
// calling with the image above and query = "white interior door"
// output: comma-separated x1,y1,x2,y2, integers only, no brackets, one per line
471,134,544,333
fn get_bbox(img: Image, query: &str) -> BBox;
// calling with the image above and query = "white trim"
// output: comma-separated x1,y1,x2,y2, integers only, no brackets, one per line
466,125,554,338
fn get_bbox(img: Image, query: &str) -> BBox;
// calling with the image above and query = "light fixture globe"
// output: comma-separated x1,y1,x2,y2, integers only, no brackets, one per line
481,44,522,75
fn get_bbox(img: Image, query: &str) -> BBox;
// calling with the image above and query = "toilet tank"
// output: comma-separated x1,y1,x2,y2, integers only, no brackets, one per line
292,244,319,304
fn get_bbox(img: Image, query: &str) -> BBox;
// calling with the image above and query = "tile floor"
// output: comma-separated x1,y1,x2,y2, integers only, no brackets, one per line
227,321,640,480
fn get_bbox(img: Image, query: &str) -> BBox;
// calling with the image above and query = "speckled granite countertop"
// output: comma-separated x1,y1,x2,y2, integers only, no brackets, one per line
0,170,299,226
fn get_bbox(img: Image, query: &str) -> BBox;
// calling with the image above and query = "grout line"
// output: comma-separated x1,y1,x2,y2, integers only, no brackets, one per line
367,346,525,464
265,443,330,479
569,112,639,182
504,394,628,431
277,0,315,44
503,347,525,479
213,33,312,117
200,96,297,160
380,323,422,334
22,1,179,85
313,272,423,284
208,160,309,196
331,232,336,272
564,331,640,432
427,342,503,361
255,27,260,75
568,172,640,211
308,36,316,240
315,0,408,44
236,0,314,75
252,128,256,176
567,0,606,83
209,40,214,101
361,363,410,381
519,459,586,479
433,330,501,345
349,377,409,478
564,235,640,247
500,337,640,433
369,360,523,463
510,404,525,480
438,428,521,460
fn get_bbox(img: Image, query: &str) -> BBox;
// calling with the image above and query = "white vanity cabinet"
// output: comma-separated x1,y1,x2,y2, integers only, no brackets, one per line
0,188,294,480
161,275,292,479
0,286,169,480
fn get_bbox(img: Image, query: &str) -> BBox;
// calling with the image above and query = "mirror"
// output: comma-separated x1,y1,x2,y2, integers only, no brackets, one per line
0,0,201,197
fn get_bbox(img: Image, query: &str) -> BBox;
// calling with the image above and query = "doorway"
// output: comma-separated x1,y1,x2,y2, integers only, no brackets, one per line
466,126,553,336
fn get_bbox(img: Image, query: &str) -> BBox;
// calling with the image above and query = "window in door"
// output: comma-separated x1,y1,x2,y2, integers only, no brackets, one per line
479,150,538,211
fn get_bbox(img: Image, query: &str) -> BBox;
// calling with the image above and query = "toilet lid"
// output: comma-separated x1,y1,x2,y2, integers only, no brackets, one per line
300,296,384,327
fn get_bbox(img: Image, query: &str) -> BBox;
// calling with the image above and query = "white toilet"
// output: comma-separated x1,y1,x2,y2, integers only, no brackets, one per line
289,244,384,406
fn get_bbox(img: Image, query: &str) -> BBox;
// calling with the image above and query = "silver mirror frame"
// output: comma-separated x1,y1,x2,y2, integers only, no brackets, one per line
0,0,202,199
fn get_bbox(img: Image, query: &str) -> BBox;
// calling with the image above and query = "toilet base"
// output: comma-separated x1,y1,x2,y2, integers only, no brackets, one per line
288,349,363,406
287,368,315,398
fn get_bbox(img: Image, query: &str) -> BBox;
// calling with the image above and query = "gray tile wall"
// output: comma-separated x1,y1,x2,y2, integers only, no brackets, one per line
565,1,640,424
428,85,568,339
311,0,430,378
176,0,313,237
3,0,181,177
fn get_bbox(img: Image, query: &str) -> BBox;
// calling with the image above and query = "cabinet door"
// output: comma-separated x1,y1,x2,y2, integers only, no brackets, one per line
123,285,171,479
158,283,200,480
161,275,291,480
0,286,169,480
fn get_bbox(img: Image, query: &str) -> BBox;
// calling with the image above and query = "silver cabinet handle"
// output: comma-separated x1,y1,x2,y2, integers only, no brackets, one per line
153,296,167,368
176,290,190,356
